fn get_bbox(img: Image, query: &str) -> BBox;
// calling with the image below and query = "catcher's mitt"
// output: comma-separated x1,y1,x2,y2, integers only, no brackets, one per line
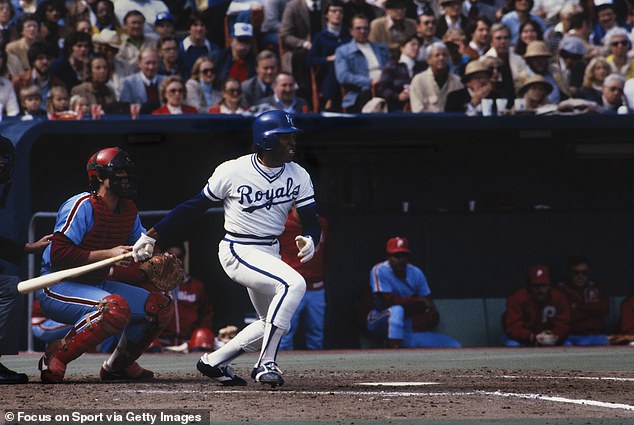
140,253,184,291
607,334,634,345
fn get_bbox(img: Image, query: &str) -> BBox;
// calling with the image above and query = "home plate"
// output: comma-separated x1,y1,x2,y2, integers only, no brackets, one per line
356,382,440,386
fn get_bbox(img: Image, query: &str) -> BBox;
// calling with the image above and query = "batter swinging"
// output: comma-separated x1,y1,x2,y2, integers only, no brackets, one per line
132,110,321,387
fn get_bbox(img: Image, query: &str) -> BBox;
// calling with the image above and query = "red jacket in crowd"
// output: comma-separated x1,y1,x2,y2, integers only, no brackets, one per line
557,281,610,334
504,286,571,345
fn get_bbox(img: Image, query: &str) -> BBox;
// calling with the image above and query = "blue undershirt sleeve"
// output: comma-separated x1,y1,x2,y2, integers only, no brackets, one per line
153,192,218,241
296,203,321,245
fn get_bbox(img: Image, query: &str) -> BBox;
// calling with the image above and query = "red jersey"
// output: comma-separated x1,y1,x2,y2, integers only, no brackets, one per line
621,296,634,334
278,212,328,289
504,286,570,344
557,281,609,334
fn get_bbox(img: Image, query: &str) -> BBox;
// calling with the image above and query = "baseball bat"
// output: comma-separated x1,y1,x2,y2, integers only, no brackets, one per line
17,251,134,294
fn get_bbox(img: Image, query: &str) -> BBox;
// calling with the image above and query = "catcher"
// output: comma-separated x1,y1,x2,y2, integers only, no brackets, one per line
36,147,183,383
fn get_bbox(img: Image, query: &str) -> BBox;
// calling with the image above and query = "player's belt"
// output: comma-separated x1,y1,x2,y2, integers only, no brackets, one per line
223,232,278,246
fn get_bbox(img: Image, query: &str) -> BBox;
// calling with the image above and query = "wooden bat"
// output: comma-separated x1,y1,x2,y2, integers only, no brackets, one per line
17,251,134,294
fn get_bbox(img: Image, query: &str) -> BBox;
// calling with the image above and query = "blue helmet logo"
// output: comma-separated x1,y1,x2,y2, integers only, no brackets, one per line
252,110,301,151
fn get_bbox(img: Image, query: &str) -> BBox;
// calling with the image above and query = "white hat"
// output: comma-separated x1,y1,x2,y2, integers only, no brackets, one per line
232,22,253,39
594,0,613,7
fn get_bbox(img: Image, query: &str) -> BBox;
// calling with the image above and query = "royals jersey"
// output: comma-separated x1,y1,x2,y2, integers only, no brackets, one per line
202,154,315,238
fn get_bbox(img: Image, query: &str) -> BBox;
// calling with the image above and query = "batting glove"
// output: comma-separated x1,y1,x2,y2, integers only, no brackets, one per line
132,233,156,262
295,235,315,263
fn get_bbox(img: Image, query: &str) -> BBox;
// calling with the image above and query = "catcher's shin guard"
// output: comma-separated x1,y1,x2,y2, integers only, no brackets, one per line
39,294,130,383
102,292,173,380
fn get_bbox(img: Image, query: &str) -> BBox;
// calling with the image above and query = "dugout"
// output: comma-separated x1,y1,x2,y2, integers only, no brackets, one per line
1,113,634,349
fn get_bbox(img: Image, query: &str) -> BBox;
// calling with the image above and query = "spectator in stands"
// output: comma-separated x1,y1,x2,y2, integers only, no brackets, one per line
186,56,222,113
589,0,630,47
523,40,568,104
442,28,470,76
557,256,610,346
409,41,463,112
179,12,217,77
406,0,439,22
603,27,634,79
18,84,46,118
0,0,18,52
543,3,583,55
6,13,39,76
70,93,89,116
575,56,610,102
157,35,187,79
518,74,554,113
154,11,176,38
119,47,164,113
213,22,257,84
152,75,197,114
46,85,70,115
342,0,383,33
308,0,350,111
75,19,92,34
242,49,278,107
376,35,426,112
12,42,62,112
151,243,214,348
445,59,492,114
483,23,530,106
207,77,250,114
500,0,546,46
279,0,323,102
256,71,310,113
66,0,95,31
279,207,329,350
92,0,120,34
415,9,440,62
369,0,417,59
463,16,491,60
0,50,18,116
436,0,468,39
512,18,542,57
260,0,288,51
50,31,92,92
557,35,586,98
503,265,570,347
335,15,389,112
226,0,263,28
366,236,461,348
71,54,117,111
117,10,157,72
597,73,629,113
462,0,497,28
619,296,634,334
114,0,169,40
92,29,134,100
35,0,68,57
13,0,36,18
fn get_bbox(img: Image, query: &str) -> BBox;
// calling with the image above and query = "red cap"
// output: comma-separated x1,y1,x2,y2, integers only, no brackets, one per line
386,237,410,254
529,265,550,285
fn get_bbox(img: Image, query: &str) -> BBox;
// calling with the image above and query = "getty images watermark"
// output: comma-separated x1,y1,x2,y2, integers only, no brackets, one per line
2,410,209,425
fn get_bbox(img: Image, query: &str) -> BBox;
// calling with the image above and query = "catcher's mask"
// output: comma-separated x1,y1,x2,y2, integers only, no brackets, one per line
0,135,15,184
86,147,138,198
189,327,215,352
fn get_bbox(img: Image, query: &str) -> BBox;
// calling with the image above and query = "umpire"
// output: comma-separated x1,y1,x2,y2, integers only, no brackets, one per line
0,136,52,384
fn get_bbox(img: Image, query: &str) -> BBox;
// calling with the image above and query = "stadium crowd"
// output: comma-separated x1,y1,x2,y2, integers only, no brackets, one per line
0,0,632,117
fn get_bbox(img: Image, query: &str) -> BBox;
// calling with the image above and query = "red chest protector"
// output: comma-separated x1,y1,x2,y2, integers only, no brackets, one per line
79,196,138,283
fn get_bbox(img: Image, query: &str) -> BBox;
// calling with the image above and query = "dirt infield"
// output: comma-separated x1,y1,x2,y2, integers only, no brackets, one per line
2,348,634,424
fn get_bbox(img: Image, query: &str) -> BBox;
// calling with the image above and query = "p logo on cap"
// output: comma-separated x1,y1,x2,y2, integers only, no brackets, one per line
386,237,411,254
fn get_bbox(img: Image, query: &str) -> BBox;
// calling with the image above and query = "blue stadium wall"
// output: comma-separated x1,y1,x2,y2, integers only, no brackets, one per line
2,113,634,349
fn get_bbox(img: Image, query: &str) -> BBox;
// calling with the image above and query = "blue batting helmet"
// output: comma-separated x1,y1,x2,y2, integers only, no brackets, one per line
252,110,301,151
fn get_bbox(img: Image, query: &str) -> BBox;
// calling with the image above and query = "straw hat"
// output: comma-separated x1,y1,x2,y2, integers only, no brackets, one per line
524,41,552,59
92,29,121,50
461,60,491,83
517,75,553,96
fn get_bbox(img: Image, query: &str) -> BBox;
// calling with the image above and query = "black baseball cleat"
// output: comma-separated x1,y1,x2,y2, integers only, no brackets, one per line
196,360,247,386
0,362,28,384
251,362,284,388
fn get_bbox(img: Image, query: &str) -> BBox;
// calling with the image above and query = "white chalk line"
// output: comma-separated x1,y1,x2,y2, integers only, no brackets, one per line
123,388,634,412
456,374,634,382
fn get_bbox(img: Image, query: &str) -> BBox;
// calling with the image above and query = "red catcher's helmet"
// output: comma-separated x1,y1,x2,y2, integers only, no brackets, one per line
189,327,215,352
86,147,138,198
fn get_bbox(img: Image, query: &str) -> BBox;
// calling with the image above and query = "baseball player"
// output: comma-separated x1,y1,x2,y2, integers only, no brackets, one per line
36,147,175,383
131,110,321,387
